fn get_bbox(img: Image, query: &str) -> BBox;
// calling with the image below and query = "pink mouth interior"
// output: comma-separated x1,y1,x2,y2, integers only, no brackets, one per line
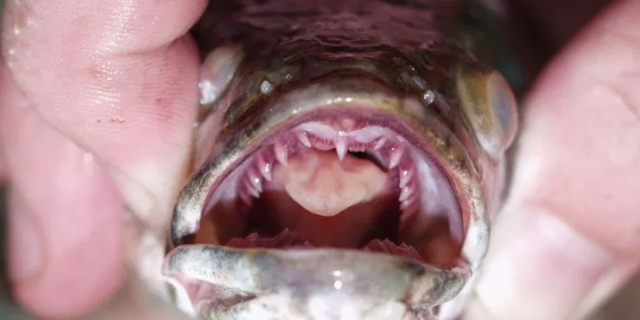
195,115,463,267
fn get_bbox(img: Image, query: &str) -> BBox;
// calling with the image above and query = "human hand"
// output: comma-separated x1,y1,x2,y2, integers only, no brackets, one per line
0,1,638,320
464,0,640,319
1,0,208,318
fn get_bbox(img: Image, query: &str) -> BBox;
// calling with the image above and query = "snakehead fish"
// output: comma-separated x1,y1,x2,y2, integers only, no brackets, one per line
161,0,523,319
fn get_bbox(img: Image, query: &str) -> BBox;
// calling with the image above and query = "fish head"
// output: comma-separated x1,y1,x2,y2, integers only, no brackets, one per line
162,1,520,319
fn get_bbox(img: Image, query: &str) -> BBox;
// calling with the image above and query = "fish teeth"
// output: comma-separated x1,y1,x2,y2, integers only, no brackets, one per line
399,184,414,202
334,136,348,160
248,169,263,193
296,122,337,141
399,165,414,189
245,179,261,198
400,194,418,211
350,126,385,144
348,143,367,152
374,138,387,150
389,145,405,169
297,131,311,147
274,140,288,165
257,153,272,181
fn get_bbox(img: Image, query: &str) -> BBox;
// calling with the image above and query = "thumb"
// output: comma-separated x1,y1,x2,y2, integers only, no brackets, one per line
467,1,640,319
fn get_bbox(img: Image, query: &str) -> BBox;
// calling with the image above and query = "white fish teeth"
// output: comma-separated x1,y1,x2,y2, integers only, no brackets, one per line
257,154,272,181
400,196,417,211
399,185,414,202
248,170,263,193
374,138,387,150
297,131,311,147
349,144,367,152
389,145,404,169
399,166,414,188
274,140,288,165
245,179,260,198
351,126,385,144
296,122,336,141
334,136,348,160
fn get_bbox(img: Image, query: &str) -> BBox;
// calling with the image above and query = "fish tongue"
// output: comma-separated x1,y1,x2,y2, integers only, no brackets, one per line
258,149,395,248
272,149,390,216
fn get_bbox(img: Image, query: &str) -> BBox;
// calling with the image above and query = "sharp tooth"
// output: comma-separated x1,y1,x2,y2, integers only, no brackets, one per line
274,140,288,165
257,154,272,181
400,197,417,211
248,170,262,193
399,185,414,202
389,145,404,169
374,138,387,150
399,166,414,188
334,136,348,160
245,179,260,198
297,131,311,147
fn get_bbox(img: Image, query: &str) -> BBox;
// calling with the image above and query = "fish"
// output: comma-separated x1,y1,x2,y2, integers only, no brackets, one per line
161,0,522,319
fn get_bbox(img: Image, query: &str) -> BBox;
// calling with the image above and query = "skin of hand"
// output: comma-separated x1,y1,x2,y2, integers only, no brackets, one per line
0,1,638,320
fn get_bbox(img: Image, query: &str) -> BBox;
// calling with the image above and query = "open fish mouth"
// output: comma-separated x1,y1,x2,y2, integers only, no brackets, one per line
161,1,521,319
189,107,464,265
162,70,504,319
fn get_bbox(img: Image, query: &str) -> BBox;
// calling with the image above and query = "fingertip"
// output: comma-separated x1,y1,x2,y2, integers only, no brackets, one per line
7,191,45,283
474,1,640,318
1,72,126,319
7,159,126,319
8,149,126,320
475,208,615,320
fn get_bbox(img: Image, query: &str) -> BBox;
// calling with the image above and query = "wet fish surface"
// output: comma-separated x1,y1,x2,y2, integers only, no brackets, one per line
163,0,522,319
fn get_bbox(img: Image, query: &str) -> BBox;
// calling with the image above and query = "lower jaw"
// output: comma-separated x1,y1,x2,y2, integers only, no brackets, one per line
162,244,473,320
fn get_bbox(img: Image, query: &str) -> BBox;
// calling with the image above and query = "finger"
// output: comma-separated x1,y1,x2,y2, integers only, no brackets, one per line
467,1,640,320
0,66,125,318
1,0,207,226
1,0,207,317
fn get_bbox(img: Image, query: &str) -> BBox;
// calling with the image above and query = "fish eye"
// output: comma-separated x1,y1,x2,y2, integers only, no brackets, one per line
456,66,518,159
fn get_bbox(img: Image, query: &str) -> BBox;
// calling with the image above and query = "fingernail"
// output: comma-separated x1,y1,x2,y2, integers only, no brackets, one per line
475,208,613,320
7,191,45,281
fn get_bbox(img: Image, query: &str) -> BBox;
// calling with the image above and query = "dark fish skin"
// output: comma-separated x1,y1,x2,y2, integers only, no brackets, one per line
166,1,522,319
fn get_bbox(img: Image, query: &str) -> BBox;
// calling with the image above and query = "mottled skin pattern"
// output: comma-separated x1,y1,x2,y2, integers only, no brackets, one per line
167,0,520,319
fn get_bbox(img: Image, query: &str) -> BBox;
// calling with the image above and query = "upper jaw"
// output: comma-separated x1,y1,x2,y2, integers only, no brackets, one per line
172,74,483,242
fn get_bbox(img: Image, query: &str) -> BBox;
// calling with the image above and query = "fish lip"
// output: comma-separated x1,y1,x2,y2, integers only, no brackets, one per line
170,73,489,274
162,244,472,314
